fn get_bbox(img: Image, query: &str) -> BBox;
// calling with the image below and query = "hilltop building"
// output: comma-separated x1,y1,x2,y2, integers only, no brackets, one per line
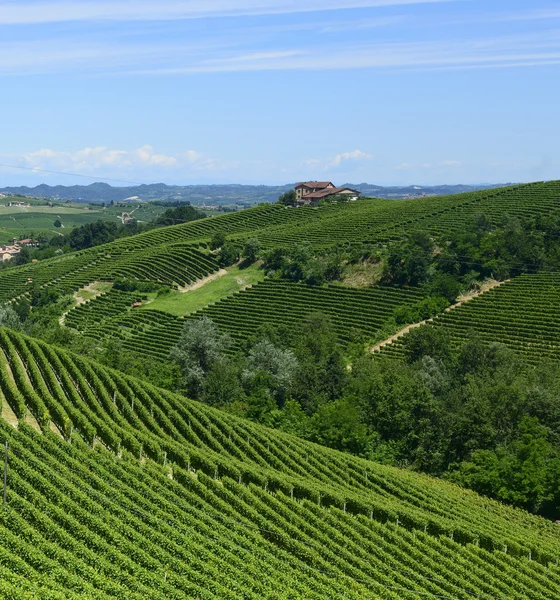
15,238,39,248
295,181,360,205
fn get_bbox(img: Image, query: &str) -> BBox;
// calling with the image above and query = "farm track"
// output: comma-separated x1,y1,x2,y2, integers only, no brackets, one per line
370,279,508,354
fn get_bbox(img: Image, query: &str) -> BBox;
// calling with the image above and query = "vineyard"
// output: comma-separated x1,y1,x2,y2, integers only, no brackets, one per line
376,272,560,364
64,280,427,358
0,181,559,303
0,325,558,598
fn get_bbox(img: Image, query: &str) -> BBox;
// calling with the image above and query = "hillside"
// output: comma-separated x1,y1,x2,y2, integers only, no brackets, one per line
0,181,559,304
64,281,427,359
375,272,560,364
0,325,558,598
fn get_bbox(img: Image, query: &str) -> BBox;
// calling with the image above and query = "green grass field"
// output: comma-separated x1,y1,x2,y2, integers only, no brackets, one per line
0,197,168,243
140,263,265,316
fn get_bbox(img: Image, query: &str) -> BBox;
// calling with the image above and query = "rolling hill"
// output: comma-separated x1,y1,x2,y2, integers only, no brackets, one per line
0,182,560,597
0,181,559,305
375,272,560,364
0,326,558,598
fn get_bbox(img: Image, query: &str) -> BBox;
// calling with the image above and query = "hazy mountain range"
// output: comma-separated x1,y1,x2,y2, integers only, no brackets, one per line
0,182,510,205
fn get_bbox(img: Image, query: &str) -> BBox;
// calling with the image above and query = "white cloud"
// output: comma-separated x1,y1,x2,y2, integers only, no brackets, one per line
440,160,462,167
300,149,373,174
0,0,452,25
1,145,236,176
329,149,372,167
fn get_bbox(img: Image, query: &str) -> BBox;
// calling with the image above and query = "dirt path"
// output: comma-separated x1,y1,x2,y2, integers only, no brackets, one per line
59,281,106,325
177,269,228,293
370,279,508,354
1,399,19,429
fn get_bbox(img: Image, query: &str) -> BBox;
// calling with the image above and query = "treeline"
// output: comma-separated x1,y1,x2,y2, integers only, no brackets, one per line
52,204,206,251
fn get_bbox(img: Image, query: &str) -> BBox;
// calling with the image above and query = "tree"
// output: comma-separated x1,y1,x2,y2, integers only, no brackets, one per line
218,242,239,267
243,339,299,403
403,326,452,365
0,304,22,330
292,313,346,412
307,398,372,456
53,219,62,228
278,190,296,206
242,238,261,264
210,232,226,250
154,205,205,227
169,317,231,396
203,360,245,407
424,273,462,303
13,247,31,266
451,417,558,515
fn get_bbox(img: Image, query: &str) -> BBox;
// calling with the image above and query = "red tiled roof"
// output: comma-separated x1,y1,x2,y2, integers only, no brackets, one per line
301,187,360,200
295,181,334,190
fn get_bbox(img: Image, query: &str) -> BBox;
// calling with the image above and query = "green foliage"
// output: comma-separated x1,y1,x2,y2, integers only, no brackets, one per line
210,231,226,250
307,398,372,456
243,339,298,403
241,238,261,263
403,326,453,364
394,296,449,325
218,241,240,267
277,189,296,206
202,359,245,407
0,304,22,331
152,204,206,226
451,418,560,515
292,313,347,413
169,317,231,396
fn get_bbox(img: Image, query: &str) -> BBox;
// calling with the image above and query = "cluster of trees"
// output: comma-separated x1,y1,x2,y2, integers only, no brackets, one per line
166,315,560,519
384,213,560,294
261,243,351,285
48,204,207,251
209,233,261,268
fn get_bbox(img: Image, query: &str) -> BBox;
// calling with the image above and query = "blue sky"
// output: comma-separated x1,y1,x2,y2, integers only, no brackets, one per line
0,0,558,187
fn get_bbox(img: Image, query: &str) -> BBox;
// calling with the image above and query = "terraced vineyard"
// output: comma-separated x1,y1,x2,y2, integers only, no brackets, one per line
376,272,560,363
1,181,560,303
65,280,427,359
0,325,558,598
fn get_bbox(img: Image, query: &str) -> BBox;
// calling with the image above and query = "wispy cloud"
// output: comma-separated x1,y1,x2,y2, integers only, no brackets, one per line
2,31,560,76
501,9,560,23
0,145,239,175
303,149,373,172
0,0,453,25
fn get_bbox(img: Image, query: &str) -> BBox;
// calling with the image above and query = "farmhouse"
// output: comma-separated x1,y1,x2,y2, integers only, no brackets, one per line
295,181,361,205
5,201,30,208
17,238,39,248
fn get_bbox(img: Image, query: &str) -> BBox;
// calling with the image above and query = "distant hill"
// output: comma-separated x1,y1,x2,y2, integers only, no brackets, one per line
0,181,510,205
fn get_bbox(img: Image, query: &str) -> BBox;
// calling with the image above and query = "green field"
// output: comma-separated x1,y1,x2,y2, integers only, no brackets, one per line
0,181,559,303
140,263,265,316
0,325,557,598
377,272,560,364
0,196,168,243
0,183,559,596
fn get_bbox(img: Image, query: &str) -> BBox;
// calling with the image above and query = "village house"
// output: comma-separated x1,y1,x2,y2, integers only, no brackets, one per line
0,244,20,261
294,181,361,205
15,238,39,248
5,201,30,208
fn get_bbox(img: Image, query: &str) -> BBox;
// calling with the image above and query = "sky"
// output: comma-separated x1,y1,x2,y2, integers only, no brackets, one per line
0,0,558,187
